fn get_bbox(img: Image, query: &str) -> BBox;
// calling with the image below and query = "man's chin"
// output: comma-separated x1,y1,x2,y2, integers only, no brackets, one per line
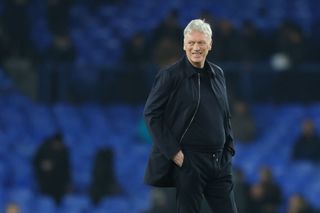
191,59,204,64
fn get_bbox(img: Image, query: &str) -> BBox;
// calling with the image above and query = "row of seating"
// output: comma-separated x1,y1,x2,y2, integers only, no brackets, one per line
1,72,320,211
235,104,320,208
26,0,320,68
0,188,151,213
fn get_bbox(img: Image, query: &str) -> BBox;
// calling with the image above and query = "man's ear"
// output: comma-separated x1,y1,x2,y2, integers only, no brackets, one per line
209,40,213,51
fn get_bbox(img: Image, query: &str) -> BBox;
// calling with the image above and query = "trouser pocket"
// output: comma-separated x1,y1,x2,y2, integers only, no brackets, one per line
220,149,232,169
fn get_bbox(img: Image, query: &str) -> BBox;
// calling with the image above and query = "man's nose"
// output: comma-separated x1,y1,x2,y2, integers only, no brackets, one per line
193,44,201,50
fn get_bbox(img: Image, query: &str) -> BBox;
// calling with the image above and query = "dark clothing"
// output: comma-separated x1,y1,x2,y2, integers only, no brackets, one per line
4,0,32,57
182,62,225,151
175,150,237,213
33,138,70,204
90,148,122,205
144,55,234,187
47,0,73,34
292,135,320,162
248,181,282,213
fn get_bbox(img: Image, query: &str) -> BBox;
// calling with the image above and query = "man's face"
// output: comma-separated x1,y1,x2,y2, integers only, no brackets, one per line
183,31,212,68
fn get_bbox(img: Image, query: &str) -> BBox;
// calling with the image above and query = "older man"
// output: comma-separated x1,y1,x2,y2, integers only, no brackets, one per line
144,19,237,213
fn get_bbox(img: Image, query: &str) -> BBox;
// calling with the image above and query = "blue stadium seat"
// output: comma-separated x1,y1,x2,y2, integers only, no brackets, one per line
60,194,91,213
34,196,56,213
10,157,34,188
98,196,131,213
6,188,34,213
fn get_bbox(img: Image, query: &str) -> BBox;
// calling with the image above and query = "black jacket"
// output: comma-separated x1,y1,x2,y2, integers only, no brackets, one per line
144,56,235,187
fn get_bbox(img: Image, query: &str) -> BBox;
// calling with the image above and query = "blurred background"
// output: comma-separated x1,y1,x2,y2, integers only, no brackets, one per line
0,0,320,212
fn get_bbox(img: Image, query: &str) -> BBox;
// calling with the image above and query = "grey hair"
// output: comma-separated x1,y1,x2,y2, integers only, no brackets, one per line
183,19,212,41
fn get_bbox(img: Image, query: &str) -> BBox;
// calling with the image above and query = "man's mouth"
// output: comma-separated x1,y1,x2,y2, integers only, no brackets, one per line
192,52,202,57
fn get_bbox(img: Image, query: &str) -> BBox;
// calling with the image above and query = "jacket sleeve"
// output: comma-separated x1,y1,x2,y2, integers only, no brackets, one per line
224,111,235,156
143,70,180,160
216,64,235,156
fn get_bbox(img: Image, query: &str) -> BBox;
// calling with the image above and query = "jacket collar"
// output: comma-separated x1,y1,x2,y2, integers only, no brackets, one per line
181,55,216,79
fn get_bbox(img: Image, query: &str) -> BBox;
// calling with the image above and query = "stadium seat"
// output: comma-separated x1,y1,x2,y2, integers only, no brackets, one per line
6,188,34,213
60,194,91,213
34,196,56,213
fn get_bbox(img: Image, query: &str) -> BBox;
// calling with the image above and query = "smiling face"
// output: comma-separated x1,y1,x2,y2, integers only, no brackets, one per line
183,31,212,68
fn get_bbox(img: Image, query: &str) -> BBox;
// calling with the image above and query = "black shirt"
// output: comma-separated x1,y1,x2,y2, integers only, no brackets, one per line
182,62,225,152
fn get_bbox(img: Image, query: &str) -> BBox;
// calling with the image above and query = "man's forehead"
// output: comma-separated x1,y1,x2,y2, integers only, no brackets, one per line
184,31,211,41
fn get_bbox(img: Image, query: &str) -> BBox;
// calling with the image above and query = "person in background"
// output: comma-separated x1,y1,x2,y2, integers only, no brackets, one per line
292,118,320,162
40,33,76,102
275,20,307,65
0,17,10,66
47,0,74,35
33,133,71,204
233,168,250,213
151,9,182,45
210,19,241,62
144,19,237,213
248,166,282,213
3,0,32,58
119,32,150,103
287,193,318,213
89,148,122,205
238,20,264,62
231,100,256,143
122,32,150,70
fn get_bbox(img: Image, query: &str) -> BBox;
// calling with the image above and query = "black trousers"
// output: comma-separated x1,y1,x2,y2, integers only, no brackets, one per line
174,150,237,213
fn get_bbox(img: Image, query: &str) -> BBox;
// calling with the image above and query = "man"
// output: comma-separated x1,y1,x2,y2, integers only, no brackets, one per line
33,133,71,204
144,19,237,213
292,118,320,162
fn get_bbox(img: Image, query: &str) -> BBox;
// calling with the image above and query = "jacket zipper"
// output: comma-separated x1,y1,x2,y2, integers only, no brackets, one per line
179,73,201,143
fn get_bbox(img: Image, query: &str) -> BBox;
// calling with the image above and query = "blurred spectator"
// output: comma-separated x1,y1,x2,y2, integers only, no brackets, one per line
118,39,150,103
274,20,307,65
47,0,74,35
1,0,37,100
0,17,10,65
39,33,76,102
210,19,242,62
44,34,76,63
152,9,182,44
239,20,264,62
248,166,282,213
89,148,122,205
142,188,176,213
308,18,320,62
3,0,32,58
233,168,250,213
33,133,71,204
122,32,150,70
145,36,181,88
152,37,181,69
5,202,20,213
231,100,256,143
292,119,320,162
287,193,318,213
